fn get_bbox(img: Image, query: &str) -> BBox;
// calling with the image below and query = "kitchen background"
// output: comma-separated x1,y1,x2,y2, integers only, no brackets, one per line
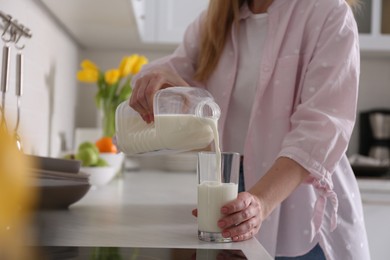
1,0,390,259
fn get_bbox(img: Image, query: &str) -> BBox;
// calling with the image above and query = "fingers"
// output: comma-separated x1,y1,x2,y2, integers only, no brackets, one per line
221,192,253,215
192,208,198,217
218,192,262,242
129,68,189,123
221,218,261,242
219,202,259,229
129,75,151,122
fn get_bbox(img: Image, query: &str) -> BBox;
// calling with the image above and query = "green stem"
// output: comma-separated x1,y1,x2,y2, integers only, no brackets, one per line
102,101,116,137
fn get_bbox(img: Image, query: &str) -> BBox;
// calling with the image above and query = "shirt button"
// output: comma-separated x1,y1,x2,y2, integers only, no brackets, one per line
263,66,270,72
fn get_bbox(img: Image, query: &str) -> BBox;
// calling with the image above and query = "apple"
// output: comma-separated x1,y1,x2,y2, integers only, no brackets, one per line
78,141,99,156
76,148,99,167
95,158,109,167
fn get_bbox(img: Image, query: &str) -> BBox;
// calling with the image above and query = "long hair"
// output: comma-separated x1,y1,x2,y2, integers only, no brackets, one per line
194,0,245,82
194,0,360,82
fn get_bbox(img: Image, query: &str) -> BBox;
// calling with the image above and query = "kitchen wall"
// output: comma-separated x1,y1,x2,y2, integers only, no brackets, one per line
1,0,79,157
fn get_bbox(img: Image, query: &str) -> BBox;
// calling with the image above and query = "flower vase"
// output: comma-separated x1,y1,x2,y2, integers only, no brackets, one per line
101,104,116,138
100,104,125,179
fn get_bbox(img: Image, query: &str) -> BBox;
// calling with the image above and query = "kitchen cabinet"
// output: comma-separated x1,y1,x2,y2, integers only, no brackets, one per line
353,0,390,53
131,0,209,44
358,178,390,260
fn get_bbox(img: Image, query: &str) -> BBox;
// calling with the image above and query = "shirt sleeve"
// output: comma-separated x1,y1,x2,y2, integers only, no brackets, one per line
278,2,360,240
131,11,207,88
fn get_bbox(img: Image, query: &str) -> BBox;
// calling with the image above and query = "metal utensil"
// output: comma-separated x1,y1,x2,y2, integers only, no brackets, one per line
0,44,10,132
14,51,23,151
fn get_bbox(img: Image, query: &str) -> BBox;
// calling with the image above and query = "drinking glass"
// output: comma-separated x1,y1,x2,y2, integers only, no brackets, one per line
197,151,240,242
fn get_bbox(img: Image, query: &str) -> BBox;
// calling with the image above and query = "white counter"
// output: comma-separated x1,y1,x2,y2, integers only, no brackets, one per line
33,170,272,260
357,177,390,202
356,177,390,260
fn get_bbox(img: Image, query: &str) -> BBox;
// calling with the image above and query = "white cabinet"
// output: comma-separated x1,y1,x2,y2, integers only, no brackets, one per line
131,0,209,44
358,179,390,260
132,0,390,49
353,0,390,52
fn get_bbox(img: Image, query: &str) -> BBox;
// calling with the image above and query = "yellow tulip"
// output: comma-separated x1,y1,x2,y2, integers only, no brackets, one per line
77,69,99,83
81,59,99,71
105,69,120,85
119,54,139,77
131,55,148,75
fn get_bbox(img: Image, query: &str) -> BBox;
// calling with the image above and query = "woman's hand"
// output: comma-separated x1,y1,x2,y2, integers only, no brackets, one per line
218,192,263,242
192,192,263,242
129,67,189,123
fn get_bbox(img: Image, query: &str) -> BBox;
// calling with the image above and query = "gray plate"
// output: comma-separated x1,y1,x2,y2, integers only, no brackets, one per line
27,155,81,174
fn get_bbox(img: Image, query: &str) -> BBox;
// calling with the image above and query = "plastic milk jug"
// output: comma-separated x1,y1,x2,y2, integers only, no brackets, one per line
115,87,221,155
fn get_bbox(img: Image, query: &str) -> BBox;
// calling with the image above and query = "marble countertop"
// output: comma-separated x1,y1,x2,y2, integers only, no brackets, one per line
32,170,272,260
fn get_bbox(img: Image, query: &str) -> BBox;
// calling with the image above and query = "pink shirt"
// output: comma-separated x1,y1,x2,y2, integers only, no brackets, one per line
133,0,370,259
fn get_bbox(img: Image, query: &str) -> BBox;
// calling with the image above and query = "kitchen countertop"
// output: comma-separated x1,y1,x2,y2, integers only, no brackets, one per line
31,170,272,260
357,169,390,192
357,175,390,203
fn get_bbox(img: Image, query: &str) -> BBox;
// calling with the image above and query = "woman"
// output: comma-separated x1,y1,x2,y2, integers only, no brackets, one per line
129,0,370,259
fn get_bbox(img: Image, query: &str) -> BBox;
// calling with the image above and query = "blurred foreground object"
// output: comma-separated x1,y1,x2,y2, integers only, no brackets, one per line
0,130,37,259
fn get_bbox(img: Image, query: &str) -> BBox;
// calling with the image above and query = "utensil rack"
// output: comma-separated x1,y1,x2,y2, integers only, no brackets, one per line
0,10,32,41
0,10,32,147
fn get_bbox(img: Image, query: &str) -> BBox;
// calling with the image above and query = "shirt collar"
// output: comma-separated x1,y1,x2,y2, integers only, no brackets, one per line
239,0,284,20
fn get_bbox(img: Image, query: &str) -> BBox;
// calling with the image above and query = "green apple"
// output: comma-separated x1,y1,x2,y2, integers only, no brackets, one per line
95,158,109,167
75,148,99,166
78,141,99,156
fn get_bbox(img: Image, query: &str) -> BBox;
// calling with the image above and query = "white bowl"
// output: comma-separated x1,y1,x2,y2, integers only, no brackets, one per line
99,153,125,174
80,166,116,187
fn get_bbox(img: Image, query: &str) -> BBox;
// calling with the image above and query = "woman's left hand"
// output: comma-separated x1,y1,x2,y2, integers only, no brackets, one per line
217,192,263,242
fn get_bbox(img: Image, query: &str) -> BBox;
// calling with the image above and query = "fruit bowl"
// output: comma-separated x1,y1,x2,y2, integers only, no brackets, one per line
80,166,116,187
99,153,125,174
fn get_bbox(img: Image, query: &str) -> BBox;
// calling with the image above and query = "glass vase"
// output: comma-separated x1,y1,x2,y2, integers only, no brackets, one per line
101,103,116,138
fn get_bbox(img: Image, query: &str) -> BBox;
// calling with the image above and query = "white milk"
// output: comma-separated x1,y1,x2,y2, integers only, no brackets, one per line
197,181,238,232
118,114,216,154
155,114,216,151
205,118,221,183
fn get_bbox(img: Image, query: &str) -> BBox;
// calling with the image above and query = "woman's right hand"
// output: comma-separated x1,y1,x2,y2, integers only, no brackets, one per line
129,67,189,123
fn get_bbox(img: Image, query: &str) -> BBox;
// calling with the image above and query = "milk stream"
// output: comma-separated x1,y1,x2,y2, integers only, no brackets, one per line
206,118,221,182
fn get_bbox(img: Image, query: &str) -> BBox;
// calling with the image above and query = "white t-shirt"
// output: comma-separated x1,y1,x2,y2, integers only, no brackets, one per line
224,12,268,154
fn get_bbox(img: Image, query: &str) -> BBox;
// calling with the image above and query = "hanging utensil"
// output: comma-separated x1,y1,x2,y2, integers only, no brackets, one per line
14,51,23,151
0,44,10,132
0,14,13,133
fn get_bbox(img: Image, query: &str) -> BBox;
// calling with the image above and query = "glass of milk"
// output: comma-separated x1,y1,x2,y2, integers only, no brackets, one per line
197,152,240,242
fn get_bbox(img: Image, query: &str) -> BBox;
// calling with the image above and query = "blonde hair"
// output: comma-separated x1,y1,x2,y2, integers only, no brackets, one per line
194,0,360,82
346,0,361,7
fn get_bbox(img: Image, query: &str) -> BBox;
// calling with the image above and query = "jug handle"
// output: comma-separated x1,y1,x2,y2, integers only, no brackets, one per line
195,98,221,120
